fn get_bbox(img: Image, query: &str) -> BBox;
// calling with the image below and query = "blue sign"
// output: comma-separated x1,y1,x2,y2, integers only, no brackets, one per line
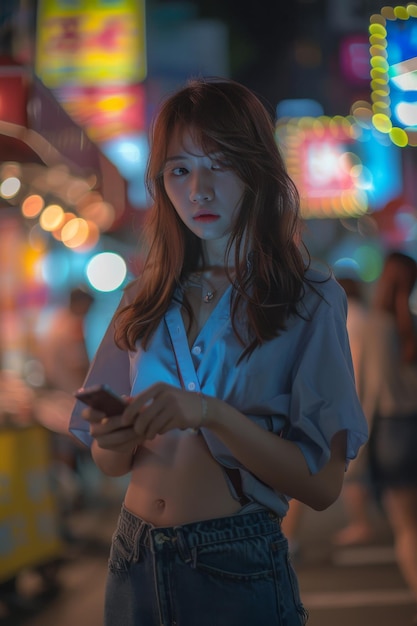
386,17,417,128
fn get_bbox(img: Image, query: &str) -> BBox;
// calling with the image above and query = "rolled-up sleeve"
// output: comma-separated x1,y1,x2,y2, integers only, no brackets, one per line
287,283,368,474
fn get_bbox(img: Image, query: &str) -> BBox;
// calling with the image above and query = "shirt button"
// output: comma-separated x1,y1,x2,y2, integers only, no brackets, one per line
191,346,201,355
187,382,196,391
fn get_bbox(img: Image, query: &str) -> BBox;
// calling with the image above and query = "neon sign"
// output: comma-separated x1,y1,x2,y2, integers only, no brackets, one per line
276,116,368,218
369,4,417,147
275,109,402,219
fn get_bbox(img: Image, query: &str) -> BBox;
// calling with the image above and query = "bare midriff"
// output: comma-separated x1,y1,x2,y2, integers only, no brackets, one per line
124,428,241,527
124,284,240,527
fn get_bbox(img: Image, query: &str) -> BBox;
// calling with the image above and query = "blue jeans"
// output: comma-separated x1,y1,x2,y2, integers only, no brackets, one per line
104,505,308,626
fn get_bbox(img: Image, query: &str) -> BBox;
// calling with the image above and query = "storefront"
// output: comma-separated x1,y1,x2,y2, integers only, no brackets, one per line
0,57,129,590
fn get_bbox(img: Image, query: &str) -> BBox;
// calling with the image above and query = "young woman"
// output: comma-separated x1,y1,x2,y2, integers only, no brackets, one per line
70,77,368,626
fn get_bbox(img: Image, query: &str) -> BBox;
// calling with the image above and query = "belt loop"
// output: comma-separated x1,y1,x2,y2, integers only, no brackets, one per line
175,528,193,565
132,520,147,562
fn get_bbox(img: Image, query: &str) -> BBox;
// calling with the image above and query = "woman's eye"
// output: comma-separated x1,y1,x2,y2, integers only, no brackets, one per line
171,166,188,176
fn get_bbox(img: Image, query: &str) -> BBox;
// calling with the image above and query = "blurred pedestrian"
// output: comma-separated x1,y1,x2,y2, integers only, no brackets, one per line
39,286,94,399
36,286,94,514
70,77,367,626
357,251,417,620
332,277,376,547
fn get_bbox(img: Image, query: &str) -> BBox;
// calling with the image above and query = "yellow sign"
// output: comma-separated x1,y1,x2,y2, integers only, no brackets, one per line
35,0,146,87
0,426,62,582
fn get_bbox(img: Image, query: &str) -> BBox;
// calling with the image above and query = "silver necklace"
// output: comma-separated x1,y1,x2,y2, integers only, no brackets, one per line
186,272,227,304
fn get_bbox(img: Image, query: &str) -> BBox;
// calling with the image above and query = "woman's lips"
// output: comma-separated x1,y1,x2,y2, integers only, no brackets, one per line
193,214,220,223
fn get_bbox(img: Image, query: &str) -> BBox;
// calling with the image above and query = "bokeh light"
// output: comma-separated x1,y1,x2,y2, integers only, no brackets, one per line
86,252,127,292
61,217,90,249
21,194,45,219
353,245,384,282
39,204,65,231
1,176,21,198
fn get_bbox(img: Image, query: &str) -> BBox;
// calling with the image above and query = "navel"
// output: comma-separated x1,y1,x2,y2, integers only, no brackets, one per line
153,498,166,512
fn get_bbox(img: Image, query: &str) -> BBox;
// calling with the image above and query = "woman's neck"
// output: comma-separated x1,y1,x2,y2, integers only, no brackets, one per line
200,237,238,270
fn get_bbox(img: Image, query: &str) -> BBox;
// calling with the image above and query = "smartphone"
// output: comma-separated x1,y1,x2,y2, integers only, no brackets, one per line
74,384,128,416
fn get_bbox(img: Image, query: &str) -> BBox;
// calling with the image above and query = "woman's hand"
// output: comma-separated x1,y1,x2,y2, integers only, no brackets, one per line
121,383,203,440
82,405,139,454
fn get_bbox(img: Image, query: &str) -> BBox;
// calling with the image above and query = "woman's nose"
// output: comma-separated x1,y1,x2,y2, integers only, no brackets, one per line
189,171,214,203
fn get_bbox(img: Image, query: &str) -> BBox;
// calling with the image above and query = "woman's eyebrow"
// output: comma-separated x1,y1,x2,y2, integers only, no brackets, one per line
164,151,222,165
164,154,187,163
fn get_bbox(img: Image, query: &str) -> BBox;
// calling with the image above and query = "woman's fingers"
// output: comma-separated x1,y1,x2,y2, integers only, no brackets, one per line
121,384,162,425
129,384,202,439
90,422,137,449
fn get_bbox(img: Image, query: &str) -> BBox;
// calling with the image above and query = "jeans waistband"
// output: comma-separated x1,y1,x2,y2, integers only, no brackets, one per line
117,504,282,554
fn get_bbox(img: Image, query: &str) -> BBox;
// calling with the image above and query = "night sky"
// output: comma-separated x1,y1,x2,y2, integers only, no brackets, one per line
179,0,329,111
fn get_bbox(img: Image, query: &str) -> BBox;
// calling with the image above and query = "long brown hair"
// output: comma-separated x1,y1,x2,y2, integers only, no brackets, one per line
114,77,309,356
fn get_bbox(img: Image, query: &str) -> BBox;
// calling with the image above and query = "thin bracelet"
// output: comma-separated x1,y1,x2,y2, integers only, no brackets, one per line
193,392,208,432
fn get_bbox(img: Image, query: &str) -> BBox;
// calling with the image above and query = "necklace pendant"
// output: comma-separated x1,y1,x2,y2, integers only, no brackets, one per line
204,291,215,303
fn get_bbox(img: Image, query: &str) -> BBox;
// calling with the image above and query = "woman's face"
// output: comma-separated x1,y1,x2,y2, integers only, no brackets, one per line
162,128,245,250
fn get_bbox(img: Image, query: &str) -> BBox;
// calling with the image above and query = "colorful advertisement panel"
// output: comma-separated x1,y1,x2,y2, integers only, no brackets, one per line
276,114,402,219
35,0,146,87
370,5,417,146
56,82,146,143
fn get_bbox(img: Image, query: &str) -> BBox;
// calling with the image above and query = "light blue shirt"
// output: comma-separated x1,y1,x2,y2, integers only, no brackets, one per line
70,269,368,517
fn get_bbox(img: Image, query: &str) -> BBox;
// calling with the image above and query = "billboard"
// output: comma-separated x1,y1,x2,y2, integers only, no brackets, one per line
35,0,146,87
276,112,402,218
369,4,417,146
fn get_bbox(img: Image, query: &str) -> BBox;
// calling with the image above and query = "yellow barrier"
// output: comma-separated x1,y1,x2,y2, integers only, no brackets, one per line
0,425,63,583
